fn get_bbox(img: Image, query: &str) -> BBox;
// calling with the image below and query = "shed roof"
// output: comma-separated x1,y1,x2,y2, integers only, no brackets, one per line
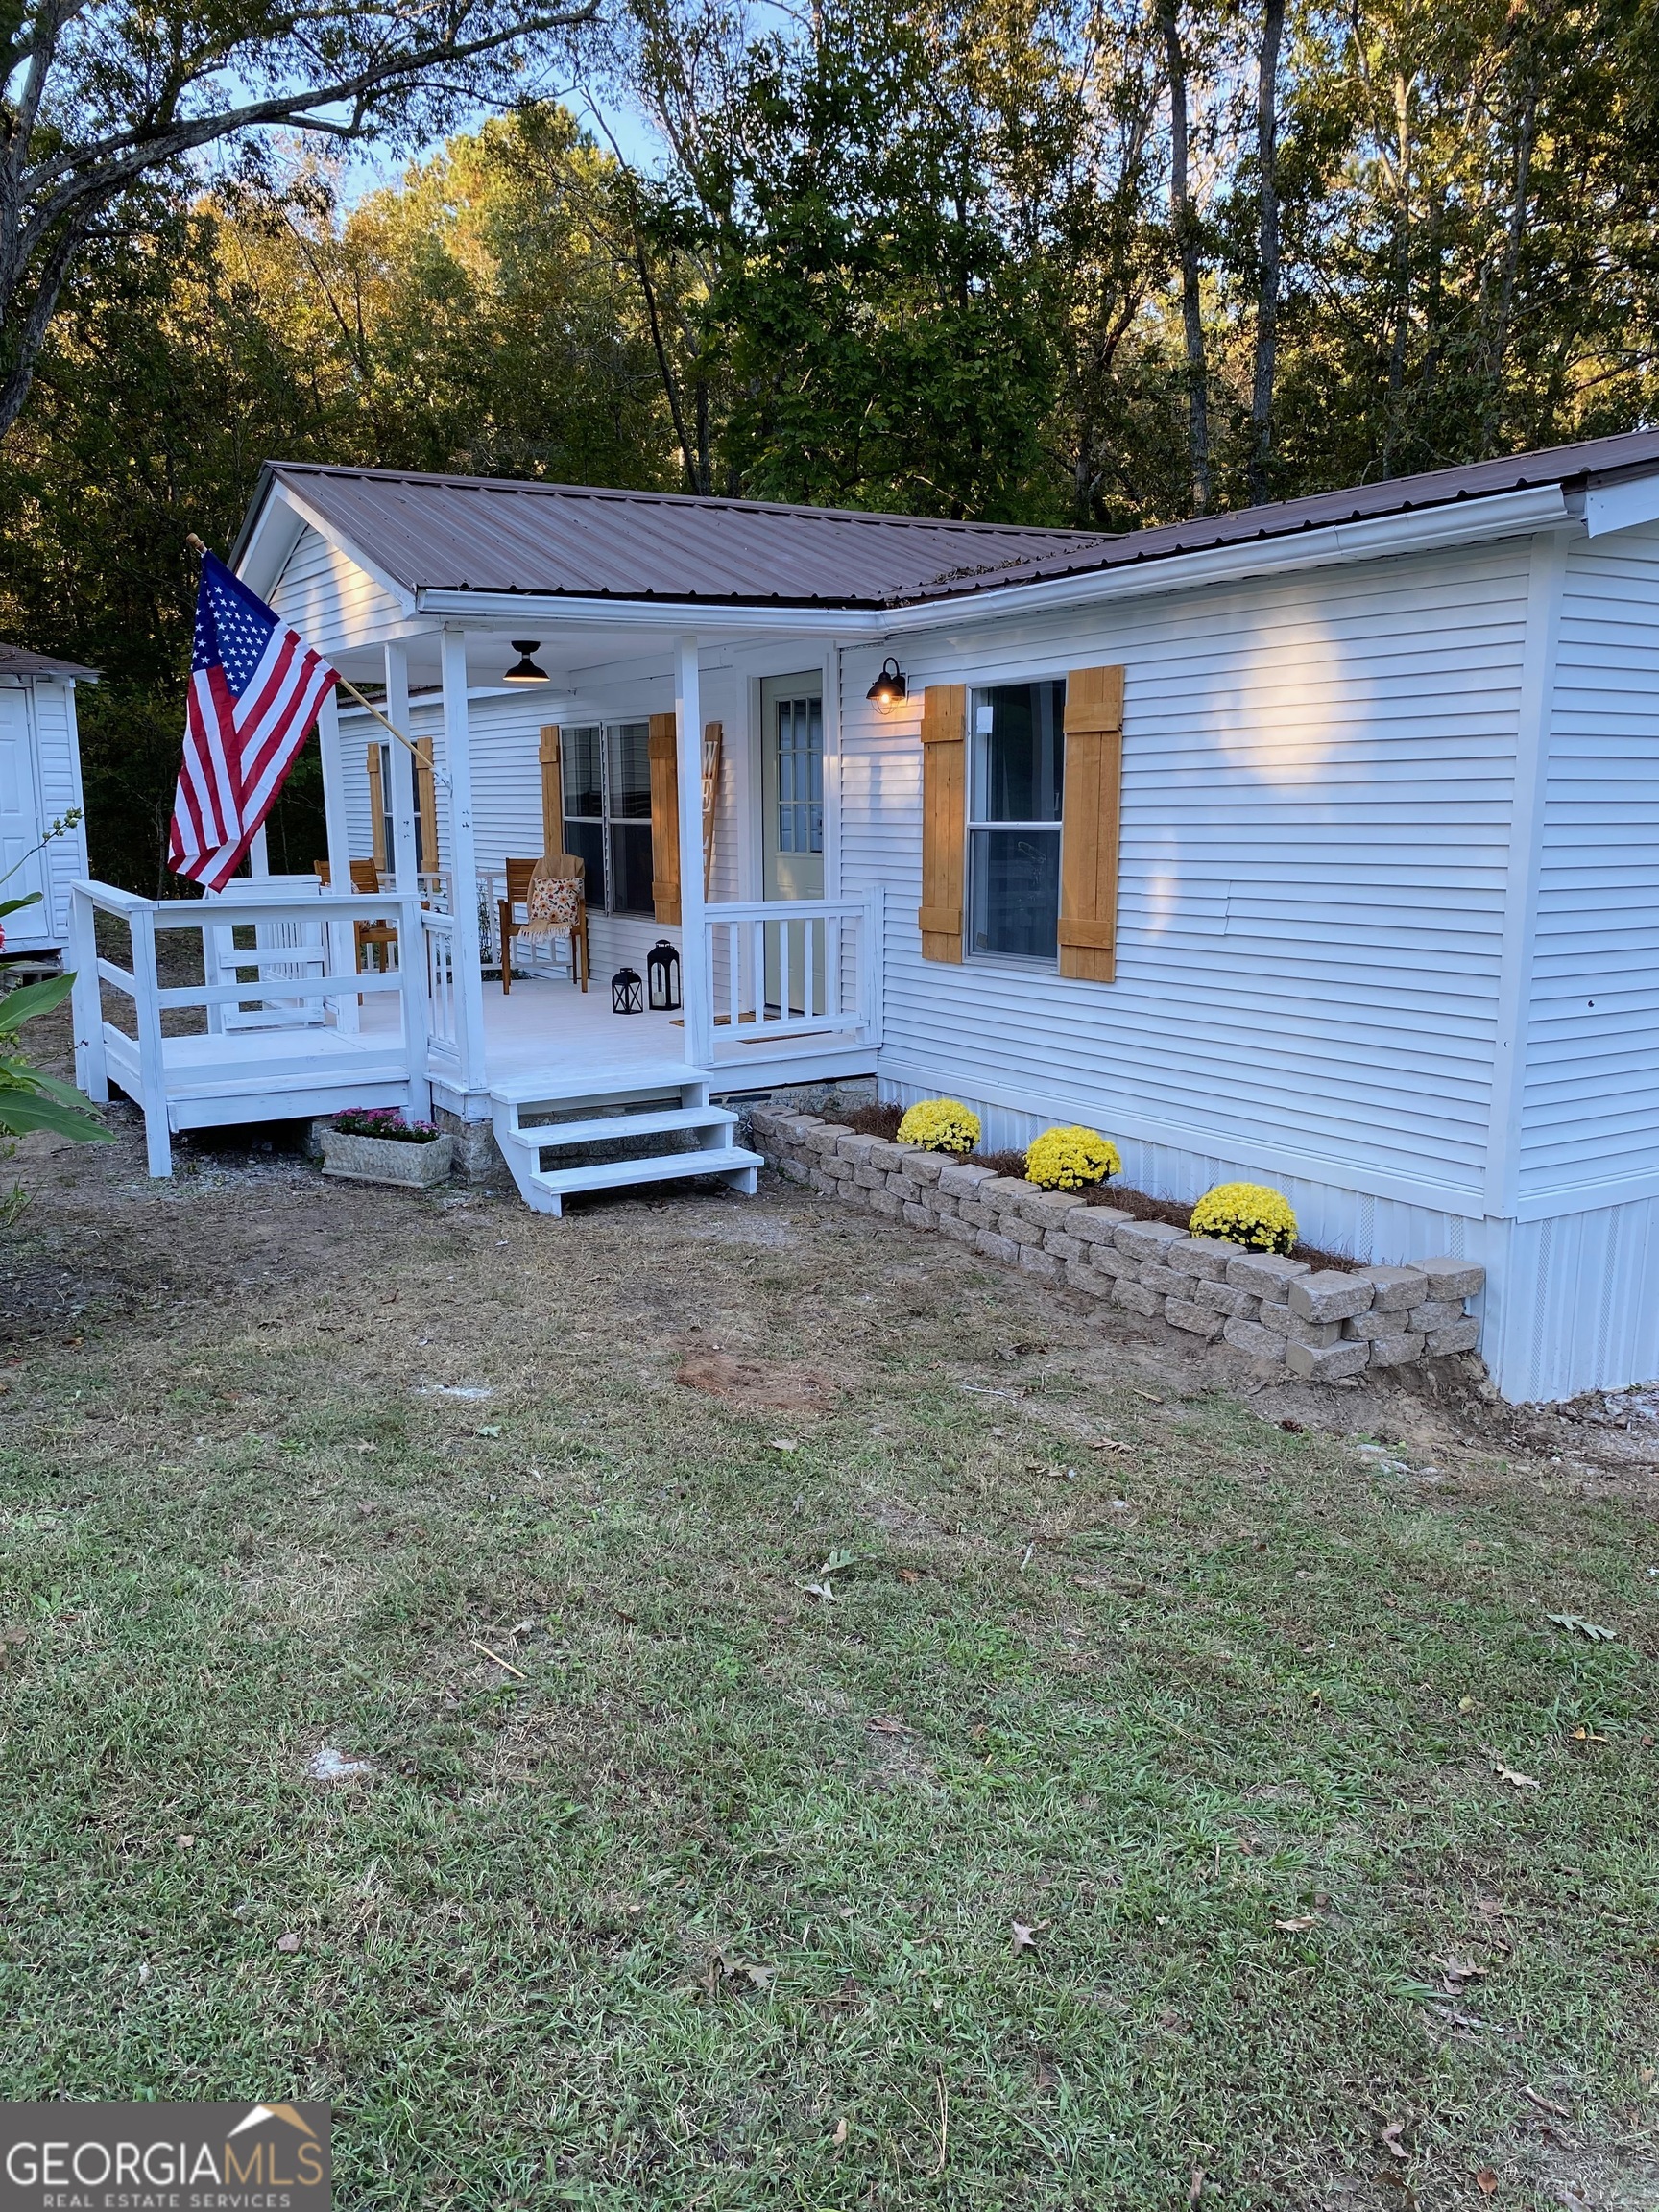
0,641,98,680
254,426,1659,611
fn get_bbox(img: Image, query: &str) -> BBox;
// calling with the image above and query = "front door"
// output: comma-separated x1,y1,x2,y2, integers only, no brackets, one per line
760,673,824,1014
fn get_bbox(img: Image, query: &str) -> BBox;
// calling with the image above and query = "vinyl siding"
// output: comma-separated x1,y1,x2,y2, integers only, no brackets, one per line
850,539,1533,1210
1520,521,1659,1203
269,524,406,653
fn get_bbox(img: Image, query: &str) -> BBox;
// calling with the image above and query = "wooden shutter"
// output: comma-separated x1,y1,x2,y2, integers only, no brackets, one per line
648,711,681,925
540,725,565,859
1058,664,1125,983
415,738,438,873
918,684,967,962
366,743,387,875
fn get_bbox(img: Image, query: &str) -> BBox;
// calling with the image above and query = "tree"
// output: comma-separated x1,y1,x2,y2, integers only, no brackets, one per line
0,0,600,440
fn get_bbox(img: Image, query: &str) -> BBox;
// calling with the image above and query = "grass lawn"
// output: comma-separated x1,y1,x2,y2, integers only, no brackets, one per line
2,1118,1656,2209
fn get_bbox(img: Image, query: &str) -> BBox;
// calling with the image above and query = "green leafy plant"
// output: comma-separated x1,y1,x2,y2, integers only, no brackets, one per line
0,812,110,1171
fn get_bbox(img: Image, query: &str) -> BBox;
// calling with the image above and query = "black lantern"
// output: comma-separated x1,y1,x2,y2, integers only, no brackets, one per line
612,965,644,1015
866,656,907,707
502,640,548,684
646,937,682,1011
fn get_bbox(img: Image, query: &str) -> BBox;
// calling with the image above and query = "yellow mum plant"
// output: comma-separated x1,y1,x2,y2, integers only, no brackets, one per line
1189,1181,1298,1255
1024,1125,1121,1191
896,1098,982,1155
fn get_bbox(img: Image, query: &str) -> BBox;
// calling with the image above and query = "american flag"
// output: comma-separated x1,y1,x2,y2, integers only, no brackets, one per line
168,551,338,891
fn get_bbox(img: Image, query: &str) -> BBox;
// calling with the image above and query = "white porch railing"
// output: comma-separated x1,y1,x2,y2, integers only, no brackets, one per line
421,906,460,1062
702,892,882,1058
68,879,433,1176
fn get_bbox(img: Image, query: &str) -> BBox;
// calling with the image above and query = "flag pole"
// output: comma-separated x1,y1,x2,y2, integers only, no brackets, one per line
185,533,437,777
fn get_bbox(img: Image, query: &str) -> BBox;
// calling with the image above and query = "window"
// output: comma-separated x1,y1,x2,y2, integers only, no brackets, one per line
967,680,1065,961
562,722,655,916
775,693,823,857
370,743,430,873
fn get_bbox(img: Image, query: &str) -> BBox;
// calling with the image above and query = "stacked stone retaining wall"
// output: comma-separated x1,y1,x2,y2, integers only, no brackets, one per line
751,1109,1484,1384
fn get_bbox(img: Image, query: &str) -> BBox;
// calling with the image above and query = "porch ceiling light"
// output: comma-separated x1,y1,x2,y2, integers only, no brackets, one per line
503,640,549,684
866,657,907,707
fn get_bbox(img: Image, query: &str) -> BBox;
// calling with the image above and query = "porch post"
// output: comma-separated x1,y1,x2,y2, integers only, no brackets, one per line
675,634,713,1067
440,628,489,1090
315,687,357,1032
384,642,421,892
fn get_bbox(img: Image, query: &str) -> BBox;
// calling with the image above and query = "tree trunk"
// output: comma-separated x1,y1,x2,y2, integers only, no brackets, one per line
1158,0,1210,516
1247,0,1286,505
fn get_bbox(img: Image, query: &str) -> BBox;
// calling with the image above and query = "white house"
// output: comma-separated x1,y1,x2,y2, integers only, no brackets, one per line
67,427,1659,1402
0,644,93,957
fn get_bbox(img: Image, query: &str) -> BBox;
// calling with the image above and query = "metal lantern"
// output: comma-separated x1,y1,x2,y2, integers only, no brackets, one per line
612,965,644,1016
646,937,682,1012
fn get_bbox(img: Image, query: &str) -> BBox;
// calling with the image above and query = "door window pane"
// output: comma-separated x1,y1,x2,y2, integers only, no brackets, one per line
776,696,824,855
967,681,1066,961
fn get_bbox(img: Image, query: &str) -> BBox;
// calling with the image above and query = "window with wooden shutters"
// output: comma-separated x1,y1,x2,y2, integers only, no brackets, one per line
1058,663,1125,983
967,682,1065,961
539,725,565,860
648,712,680,925
918,684,967,962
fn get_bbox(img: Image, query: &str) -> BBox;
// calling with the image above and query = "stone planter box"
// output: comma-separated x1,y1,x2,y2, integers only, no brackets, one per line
749,1107,1485,1389
321,1129,454,1189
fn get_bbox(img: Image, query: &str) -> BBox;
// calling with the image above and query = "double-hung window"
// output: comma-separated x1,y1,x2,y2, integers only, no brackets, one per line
562,722,655,915
967,680,1066,962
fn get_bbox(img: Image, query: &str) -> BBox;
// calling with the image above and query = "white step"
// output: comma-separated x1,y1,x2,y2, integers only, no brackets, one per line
502,1104,736,1152
490,1061,705,1108
528,1144,762,1200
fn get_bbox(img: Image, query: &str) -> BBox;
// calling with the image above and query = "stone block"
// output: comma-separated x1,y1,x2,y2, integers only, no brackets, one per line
779,1157,810,1185
976,1230,1019,1265
1112,1279,1162,1318
1413,1257,1486,1302
1223,1250,1310,1298
1001,1214,1046,1247
867,1190,902,1218
1288,1313,1343,1349
955,1201,995,1233
1019,1246,1061,1280
854,1164,887,1190
835,1132,878,1166
1427,1316,1481,1357
866,1138,909,1173
931,1194,958,1219
821,1153,853,1179
1016,1189,1087,1230
939,1161,998,1199
1065,1259,1116,1298
808,1167,838,1196
1286,1337,1370,1382
900,1148,945,1186
1366,1330,1427,1367
1071,1207,1132,1244
1167,1236,1237,1282
1287,1270,1375,1324
1166,1297,1225,1339
1352,1263,1428,1312
938,1214,978,1247
886,1174,923,1205
1045,1232,1086,1263
1257,1300,1292,1337
1344,1308,1417,1341
805,1122,850,1158
1142,1263,1185,1298
1086,1245,1142,1283
980,1176,1034,1216
1115,1219,1188,1262
1196,1277,1256,1317
902,1202,934,1230
1407,1299,1466,1334
1223,1316,1287,1362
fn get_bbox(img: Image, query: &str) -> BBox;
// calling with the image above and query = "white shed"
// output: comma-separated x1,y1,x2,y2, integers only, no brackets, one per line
0,644,94,958
66,429,1659,1401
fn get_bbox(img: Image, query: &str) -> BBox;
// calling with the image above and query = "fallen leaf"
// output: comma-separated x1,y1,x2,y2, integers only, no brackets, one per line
1521,2086,1572,2120
1011,1920,1042,1952
1493,1762,1540,1790
475,1424,502,1438
897,1569,920,1584
801,1581,836,1602
1458,1695,1477,1712
831,2117,848,2152
1380,2120,1407,2159
1433,1955,1486,1992
1275,1914,1318,1931
1279,1417,1305,1433
1476,2173,1498,2197
770,1438,799,1453
276,1932,300,1953
821,1547,859,1574
1547,1614,1617,1643
740,1962,776,1989
866,1716,910,1736
1089,1438,1134,1455
176,1834,195,1849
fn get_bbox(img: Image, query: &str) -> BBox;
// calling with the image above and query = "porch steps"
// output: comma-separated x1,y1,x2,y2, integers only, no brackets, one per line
488,1061,763,1217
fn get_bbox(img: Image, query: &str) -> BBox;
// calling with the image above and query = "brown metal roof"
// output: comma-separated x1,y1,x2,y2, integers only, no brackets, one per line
253,427,1659,611
0,641,98,680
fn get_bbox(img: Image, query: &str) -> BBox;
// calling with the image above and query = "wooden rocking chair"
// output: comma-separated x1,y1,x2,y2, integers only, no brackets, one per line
499,854,589,994
315,857,398,972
